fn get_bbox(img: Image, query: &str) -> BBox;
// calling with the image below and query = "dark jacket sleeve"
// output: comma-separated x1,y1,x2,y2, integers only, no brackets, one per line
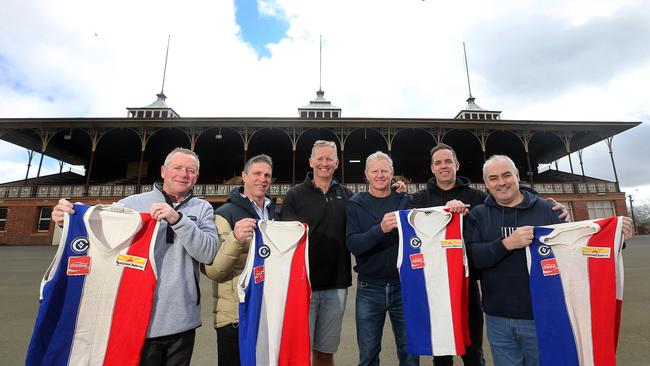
464,209,511,269
345,202,385,256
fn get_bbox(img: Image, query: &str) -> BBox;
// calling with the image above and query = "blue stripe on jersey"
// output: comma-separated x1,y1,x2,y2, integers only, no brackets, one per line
26,204,91,366
397,210,433,355
529,227,579,366
239,221,266,366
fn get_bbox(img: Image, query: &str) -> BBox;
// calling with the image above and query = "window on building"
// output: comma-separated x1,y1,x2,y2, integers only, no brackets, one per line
308,111,315,118
324,111,331,118
145,111,152,118
300,111,307,118
37,207,53,232
332,111,339,118
479,113,485,120
558,201,574,222
137,111,144,118
587,200,615,219
154,111,160,118
0,207,7,231
472,113,478,119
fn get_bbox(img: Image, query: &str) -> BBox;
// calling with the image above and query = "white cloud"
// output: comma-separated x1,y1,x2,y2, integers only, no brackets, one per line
0,0,648,197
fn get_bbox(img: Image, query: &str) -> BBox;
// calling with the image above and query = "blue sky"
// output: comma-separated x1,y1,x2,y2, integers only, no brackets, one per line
234,0,289,58
0,0,649,202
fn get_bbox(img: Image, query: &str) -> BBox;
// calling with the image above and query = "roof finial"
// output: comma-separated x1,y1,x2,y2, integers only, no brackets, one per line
319,34,323,92
160,34,171,96
463,42,473,100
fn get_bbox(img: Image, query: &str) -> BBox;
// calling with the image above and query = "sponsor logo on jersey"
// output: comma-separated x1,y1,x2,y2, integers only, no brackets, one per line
541,258,559,276
258,245,271,258
254,265,265,284
409,236,422,249
70,236,90,254
409,253,425,269
67,256,91,276
538,245,552,257
440,239,463,248
116,254,148,271
581,246,611,258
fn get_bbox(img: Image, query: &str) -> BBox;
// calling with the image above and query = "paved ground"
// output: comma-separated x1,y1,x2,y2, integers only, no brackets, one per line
2,236,649,365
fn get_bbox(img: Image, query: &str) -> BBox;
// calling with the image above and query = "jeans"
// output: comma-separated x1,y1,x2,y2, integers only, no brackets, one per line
355,281,419,366
485,315,539,366
139,329,195,366
216,323,240,366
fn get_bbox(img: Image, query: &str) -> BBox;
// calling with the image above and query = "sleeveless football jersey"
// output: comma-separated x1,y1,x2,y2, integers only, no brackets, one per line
26,204,159,366
527,217,624,366
396,207,469,356
238,220,311,366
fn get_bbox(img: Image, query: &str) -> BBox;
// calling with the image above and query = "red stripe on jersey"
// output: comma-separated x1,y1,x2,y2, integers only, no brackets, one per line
278,225,311,365
103,213,158,366
444,211,467,355
588,217,618,366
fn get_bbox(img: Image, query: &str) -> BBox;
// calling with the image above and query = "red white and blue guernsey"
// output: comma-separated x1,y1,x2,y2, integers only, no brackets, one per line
238,220,311,366
26,203,160,366
396,207,469,356
527,217,624,366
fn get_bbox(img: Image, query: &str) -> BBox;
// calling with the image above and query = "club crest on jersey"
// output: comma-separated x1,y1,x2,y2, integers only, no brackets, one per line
409,236,422,249
537,245,552,257
70,236,90,254
67,256,91,276
258,245,271,258
541,258,559,276
581,246,611,258
254,265,265,284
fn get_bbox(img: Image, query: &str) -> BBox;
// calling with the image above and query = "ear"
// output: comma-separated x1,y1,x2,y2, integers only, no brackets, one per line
160,165,166,179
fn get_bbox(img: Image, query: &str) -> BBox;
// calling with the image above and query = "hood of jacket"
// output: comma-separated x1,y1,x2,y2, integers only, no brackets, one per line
425,176,472,192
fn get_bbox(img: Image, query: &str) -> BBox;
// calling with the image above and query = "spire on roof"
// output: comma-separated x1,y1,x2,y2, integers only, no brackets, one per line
297,35,341,119
454,42,501,121
126,35,179,119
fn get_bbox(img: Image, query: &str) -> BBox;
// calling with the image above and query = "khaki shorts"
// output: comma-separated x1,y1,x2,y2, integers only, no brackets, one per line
309,288,348,354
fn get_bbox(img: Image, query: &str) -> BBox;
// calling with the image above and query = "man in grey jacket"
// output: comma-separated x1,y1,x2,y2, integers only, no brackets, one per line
51,147,218,366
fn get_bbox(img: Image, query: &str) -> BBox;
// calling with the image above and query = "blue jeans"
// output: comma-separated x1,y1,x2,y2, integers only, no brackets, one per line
355,281,419,366
485,315,539,366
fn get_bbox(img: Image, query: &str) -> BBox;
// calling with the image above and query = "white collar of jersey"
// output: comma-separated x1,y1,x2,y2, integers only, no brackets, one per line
407,206,452,242
539,220,601,246
257,220,306,254
83,204,144,255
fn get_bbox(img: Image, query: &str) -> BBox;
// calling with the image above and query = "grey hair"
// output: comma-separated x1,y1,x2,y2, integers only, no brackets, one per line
310,140,338,160
164,147,200,171
365,151,394,172
482,155,518,179
243,154,273,173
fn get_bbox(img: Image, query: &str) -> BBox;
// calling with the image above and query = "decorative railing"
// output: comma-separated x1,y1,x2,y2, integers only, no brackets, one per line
0,181,620,199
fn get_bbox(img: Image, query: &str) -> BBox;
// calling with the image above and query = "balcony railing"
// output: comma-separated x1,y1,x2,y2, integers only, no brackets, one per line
0,181,620,200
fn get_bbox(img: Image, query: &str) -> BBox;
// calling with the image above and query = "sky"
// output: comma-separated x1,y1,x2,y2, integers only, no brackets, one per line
0,0,649,204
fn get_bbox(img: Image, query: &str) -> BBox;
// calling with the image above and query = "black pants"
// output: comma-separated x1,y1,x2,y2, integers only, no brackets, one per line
216,323,241,366
140,329,196,366
433,281,485,366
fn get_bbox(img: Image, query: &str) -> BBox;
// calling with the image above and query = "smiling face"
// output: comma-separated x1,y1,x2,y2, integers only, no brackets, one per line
160,152,199,200
483,157,523,207
242,161,272,201
431,148,459,187
309,145,339,181
365,158,393,194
